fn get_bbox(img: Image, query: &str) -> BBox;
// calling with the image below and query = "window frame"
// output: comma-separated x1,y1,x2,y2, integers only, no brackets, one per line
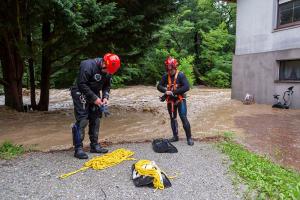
278,59,300,82
277,0,300,29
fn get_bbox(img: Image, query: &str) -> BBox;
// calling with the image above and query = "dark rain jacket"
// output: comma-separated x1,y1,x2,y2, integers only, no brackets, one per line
75,58,111,103
157,71,190,97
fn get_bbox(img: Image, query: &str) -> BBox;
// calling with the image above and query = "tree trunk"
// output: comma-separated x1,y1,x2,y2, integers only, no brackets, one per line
193,31,204,85
0,0,26,111
27,33,37,110
38,21,51,111
0,33,24,112
24,0,37,110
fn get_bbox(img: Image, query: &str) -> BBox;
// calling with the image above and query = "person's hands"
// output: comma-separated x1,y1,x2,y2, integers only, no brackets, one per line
102,98,109,105
165,91,173,96
94,98,103,106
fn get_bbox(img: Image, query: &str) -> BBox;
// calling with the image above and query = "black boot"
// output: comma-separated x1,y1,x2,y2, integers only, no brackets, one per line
187,138,194,146
169,136,179,142
90,143,108,153
72,122,88,159
74,147,88,159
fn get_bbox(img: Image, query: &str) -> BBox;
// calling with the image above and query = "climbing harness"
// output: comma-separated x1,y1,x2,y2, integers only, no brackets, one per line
59,148,135,179
167,70,183,117
79,94,86,109
132,160,175,190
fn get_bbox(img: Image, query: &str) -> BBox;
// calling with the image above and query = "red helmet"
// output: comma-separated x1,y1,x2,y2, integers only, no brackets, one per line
103,53,121,74
164,57,178,71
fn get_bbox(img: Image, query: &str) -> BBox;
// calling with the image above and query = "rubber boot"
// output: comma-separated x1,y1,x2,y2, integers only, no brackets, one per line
72,122,88,159
90,143,108,153
74,147,88,159
169,117,179,142
88,113,108,154
187,138,194,146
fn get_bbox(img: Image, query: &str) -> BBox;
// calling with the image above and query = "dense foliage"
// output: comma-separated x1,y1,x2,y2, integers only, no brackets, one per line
0,0,236,111
118,0,236,87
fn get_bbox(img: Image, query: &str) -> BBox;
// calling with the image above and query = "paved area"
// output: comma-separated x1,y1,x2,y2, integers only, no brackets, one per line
0,142,242,200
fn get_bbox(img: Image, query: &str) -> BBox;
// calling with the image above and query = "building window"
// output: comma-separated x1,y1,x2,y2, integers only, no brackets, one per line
278,0,300,28
279,60,300,80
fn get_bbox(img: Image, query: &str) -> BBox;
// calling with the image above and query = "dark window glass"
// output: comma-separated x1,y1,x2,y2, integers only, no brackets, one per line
280,1,293,10
278,0,300,27
280,8,293,24
279,60,300,81
295,5,300,21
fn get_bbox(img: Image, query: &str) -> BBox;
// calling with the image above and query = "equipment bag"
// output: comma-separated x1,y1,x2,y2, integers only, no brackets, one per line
132,160,172,190
152,138,178,153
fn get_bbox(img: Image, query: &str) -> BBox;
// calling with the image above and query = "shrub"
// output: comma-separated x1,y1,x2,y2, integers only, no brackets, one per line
203,69,230,88
178,56,195,87
0,141,25,159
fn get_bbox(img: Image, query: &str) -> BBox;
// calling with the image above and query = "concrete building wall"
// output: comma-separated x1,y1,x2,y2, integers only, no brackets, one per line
232,0,300,108
232,48,300,108
236,0,300,55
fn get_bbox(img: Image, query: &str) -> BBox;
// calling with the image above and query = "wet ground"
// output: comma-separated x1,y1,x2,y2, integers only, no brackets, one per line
0,142,243,200
0,86,300,171
234,106,300,171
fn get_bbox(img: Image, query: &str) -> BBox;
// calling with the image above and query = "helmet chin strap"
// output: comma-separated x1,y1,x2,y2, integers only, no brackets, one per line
95,57,102,66
95,58,107,73
168,69,176,75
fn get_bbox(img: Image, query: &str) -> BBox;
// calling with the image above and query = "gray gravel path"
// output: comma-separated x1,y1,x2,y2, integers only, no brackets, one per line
0,142,242,200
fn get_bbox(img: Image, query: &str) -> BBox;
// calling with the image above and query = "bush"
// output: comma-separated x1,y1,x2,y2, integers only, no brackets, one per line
178,56,195,87
111,63,143,88
0,141,25,159
111,75,126,88
0,87,4,95
141,48,176,84
203,69,230,88
141,47,196,86
50,68,78,88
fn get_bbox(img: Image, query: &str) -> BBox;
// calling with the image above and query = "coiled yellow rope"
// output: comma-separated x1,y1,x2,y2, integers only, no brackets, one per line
134,160,167,190
59,148,135,179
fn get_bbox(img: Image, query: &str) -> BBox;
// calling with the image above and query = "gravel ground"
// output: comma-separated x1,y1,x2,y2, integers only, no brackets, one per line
0,142,242,200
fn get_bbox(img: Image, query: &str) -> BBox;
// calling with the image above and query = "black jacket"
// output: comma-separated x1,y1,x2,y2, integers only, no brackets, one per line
157,71,190,96
75,59,111,103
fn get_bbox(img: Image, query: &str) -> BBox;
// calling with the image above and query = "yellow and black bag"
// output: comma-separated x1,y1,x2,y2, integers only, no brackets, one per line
131,160,172,190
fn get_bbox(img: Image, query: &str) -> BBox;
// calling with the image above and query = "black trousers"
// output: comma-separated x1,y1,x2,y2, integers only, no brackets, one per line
71,87,101,148
167,99,192,139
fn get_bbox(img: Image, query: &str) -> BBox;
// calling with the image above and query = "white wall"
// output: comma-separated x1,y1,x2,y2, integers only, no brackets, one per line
236,0,300,55
232,48,300,108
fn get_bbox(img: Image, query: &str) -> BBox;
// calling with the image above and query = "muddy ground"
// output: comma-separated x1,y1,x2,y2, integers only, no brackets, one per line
0,86,300,171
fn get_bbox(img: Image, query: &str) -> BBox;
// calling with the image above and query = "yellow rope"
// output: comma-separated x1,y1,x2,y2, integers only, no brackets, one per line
59,148,135,179
134,160,167,190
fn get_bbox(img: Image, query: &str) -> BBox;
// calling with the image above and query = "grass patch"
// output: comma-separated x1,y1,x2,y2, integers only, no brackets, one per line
219,140,300,200
0,141,25,160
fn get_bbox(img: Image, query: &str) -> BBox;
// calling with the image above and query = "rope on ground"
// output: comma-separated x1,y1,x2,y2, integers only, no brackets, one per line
59,148,135,179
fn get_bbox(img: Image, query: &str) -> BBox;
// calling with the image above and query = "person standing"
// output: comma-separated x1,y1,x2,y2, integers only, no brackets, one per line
71,53,121,159
157,57,194,146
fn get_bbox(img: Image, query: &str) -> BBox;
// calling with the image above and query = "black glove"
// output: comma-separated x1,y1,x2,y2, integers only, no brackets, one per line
99,105,110,117
159,94,167,102
159,94,178,102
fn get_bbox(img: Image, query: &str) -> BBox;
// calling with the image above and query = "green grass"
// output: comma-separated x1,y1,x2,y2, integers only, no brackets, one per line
0,141,25,159
219,140,300,200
